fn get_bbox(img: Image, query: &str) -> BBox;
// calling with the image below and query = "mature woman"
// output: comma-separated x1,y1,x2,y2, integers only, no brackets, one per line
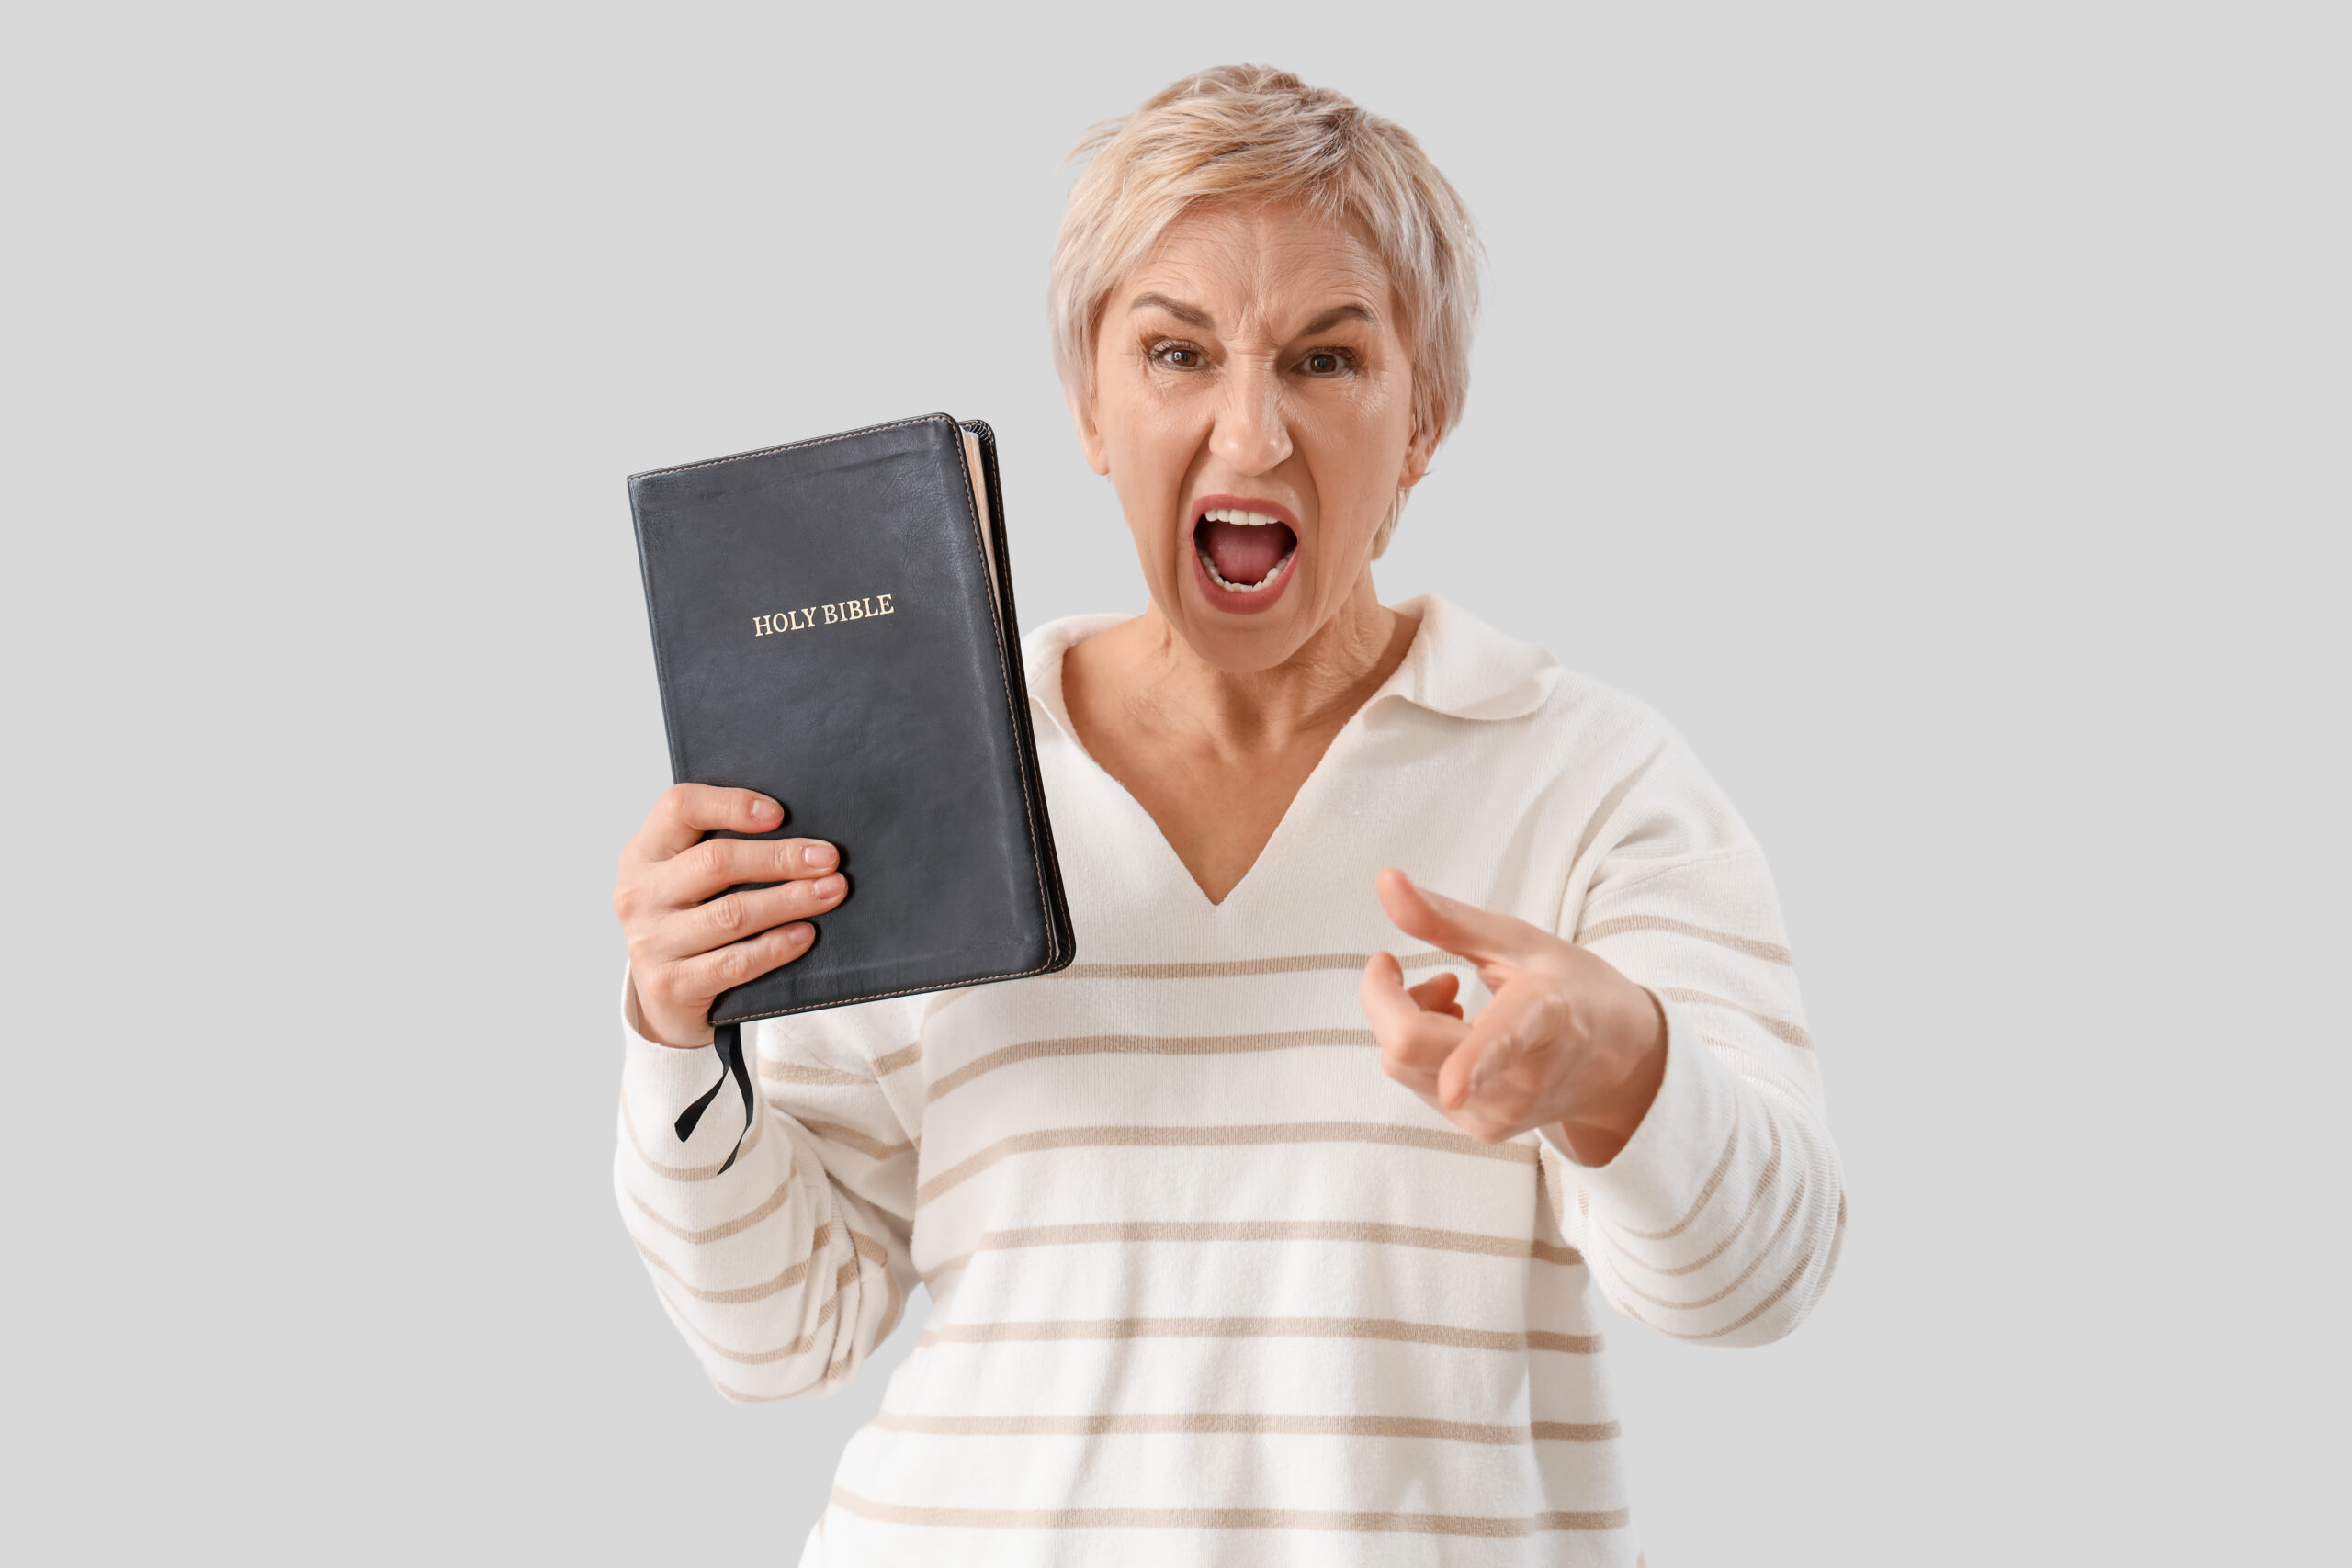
612,65,1844,1566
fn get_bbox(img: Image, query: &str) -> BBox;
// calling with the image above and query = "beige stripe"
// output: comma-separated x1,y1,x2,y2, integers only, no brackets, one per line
1053,948,1457,982
869,1410,1618,1444
625,1169,795,1246
756,1058,868,1086
829,1487,1629,1535
657,1269,844,1365
917,1314,1600,1354
918,950,1465,1022
619,1092,767,1182
918,1122,1537,1208
797,1117,916,1161
1603,1116,1782,1277
1602,1168,1809,1312
1616,1225,1826,1344
929,1028,1372,1104
819,1251,869,1388
1657,987,1812,1049
922,1218,1580,1284
1531,1421,1623,1441
1603,1116,1740,1242
1576,915,1792,965
1820,1191,1848,1293
848,1227,906,1348
633,1217,831,1304
753,1045,920,1083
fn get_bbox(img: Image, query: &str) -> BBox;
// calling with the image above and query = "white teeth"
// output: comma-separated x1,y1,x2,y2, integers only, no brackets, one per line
1201,506,1283,527
1198,542,1296,592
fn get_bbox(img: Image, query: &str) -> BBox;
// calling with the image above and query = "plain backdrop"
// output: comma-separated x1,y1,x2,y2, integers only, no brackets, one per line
6,3,2345,1563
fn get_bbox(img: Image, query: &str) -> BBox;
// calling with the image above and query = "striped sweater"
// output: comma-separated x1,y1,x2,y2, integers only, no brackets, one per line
614,592,1845,1566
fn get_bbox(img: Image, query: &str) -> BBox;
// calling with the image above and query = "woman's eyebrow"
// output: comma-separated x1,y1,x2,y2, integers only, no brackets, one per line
1125,296,1375,335
1128,292,1214,328
1295,303,1375,335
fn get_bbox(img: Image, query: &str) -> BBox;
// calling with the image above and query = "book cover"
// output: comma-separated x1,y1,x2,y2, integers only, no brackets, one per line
628,412,1074,1026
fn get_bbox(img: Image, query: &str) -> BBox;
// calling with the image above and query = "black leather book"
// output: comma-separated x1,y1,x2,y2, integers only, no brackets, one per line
628,413,1075,1033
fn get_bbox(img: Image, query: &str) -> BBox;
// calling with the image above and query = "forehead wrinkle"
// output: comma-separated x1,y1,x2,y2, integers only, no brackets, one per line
1123,201,1394,342
1125,260,1390,353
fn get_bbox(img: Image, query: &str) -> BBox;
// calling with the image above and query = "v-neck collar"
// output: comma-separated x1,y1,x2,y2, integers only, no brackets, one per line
1023,592,1560,742
1019,594,1562,910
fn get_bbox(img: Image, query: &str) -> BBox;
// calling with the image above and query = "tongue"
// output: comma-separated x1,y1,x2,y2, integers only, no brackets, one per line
1202,518,1293,585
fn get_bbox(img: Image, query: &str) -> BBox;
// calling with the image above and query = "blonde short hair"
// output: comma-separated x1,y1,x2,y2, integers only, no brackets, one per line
1049,65,1485,556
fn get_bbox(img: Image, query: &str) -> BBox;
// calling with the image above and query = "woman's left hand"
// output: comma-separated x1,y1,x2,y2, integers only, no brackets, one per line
1359,868,1668,1165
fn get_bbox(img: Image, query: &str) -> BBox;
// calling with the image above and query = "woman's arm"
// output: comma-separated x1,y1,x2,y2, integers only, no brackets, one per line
1362,739,1844,1348
1547,833,1844,1348
1543,727,1844,1347
614,974,921,1400
609,783,920,1399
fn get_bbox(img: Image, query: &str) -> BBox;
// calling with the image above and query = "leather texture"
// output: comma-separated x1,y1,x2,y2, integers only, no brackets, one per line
628,413,1074,1024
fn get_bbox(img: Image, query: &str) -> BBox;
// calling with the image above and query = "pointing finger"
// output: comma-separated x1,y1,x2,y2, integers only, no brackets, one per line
1374,868,1547,968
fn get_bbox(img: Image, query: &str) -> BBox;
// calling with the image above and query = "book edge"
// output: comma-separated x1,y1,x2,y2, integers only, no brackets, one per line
626,412,957,485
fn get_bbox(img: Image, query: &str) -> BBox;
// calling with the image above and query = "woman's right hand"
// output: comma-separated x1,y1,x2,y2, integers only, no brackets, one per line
614,784,847,1049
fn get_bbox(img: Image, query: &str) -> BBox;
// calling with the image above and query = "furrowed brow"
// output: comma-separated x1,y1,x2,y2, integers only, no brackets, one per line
1128,292,1215,329
1296,303,1376,335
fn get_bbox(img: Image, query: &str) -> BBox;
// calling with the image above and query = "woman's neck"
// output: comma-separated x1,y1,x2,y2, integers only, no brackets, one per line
1076,572,1418,757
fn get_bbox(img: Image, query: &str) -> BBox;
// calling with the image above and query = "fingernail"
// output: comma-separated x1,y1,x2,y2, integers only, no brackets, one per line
786,922,813,944
752,797,778,821
802,841,836,870
811,874,844,898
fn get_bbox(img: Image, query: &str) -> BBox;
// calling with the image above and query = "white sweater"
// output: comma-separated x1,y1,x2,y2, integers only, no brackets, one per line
614,592,1845,1567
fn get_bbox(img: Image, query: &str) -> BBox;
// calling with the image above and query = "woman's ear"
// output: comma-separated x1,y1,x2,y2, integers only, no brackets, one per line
1398,400,1445,491
1066,380,1111,477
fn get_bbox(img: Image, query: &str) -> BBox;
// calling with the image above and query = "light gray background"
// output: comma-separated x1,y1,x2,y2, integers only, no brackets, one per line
6,3,2344,1562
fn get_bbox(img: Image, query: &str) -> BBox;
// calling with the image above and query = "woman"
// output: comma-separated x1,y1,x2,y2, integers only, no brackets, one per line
612,65,1844,1565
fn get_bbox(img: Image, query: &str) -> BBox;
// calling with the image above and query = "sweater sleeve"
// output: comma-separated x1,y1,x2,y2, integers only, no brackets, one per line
1534,735,1847,1348
612,966,922,1401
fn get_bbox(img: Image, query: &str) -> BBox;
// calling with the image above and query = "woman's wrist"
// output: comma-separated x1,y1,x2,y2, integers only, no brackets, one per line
625,972,716,1051
1553,987,1668,1166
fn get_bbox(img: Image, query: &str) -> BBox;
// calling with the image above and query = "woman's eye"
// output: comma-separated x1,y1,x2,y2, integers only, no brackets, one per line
1153,343,1204,369
1301,350,1348,376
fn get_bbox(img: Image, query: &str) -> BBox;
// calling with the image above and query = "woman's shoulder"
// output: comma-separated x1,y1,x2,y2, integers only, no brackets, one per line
1019,610,1129,674
1395,592,1688,752
1016,611,1127,739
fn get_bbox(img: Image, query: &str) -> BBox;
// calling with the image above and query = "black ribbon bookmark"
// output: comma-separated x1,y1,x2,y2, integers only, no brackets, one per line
673,1020,755,1176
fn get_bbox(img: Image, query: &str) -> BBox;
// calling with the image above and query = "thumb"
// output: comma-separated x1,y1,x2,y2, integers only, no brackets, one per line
1374,868,1547,966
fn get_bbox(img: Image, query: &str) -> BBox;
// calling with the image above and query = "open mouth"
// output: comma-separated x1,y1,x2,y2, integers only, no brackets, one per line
1193,506,1299,594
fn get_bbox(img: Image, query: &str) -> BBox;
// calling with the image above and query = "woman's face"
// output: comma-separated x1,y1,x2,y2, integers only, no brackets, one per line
1073,198,1436,671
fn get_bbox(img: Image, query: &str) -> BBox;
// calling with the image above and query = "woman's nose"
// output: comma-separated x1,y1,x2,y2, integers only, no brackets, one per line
1210,361,1293,475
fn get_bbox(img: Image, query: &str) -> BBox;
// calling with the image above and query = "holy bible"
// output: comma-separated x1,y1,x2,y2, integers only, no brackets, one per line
628,415,1074,1156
